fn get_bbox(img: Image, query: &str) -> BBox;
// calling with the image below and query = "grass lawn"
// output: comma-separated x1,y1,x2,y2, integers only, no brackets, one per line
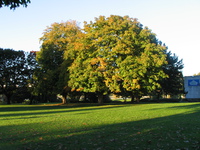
0,102,200,150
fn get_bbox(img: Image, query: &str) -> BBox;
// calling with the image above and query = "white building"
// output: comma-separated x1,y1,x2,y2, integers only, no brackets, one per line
184,76,200,99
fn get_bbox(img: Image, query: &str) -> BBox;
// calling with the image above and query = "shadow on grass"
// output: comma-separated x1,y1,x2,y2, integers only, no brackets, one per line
148,102,200,111
1,103,200,150
0,103,128,118
167,102,200,110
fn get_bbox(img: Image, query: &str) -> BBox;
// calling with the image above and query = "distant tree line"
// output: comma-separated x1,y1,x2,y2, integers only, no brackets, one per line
0,15,185,104
0,48,37,104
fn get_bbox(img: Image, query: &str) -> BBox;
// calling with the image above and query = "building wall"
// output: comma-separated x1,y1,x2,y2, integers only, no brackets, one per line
184,76,200,99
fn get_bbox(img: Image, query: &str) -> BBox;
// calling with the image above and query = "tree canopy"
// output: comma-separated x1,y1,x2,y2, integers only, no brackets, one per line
68,15,168,103
36,21,83,103
0,0,30,9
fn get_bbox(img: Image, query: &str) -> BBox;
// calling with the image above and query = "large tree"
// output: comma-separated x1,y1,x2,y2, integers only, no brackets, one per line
0,0,30,9
69,15,167,103
36,21,83,103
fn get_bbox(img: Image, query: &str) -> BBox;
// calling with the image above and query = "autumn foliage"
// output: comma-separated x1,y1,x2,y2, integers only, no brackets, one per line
36,15,184,103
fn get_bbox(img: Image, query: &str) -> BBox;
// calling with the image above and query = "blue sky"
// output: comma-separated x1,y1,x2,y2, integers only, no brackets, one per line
0,0,199,76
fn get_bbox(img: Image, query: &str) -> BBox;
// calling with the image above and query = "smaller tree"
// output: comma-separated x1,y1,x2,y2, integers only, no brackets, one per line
158,50,185,98
36,21,83,104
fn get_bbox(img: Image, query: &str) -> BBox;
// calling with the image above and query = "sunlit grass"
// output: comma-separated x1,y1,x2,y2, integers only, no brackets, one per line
1,102,200,150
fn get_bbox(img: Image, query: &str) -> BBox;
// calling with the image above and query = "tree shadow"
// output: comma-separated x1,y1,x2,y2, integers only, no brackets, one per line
1,103,200,149
148,102,200,111
167,102,200,110
0,103,127,118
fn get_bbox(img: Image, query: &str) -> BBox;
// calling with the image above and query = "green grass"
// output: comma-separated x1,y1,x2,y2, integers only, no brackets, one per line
1,102,200,150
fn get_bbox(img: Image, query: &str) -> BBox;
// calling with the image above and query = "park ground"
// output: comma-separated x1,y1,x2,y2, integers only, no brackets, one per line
0,102,200,150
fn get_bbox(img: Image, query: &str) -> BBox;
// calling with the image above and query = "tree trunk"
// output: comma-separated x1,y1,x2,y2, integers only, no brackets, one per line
62,94,67,104
156,91,161,102
29,95,33,105
131,94,135,103
83,93,87,101
42,94,48,103
5,94,11,104
97,93,104,104
29,99,33,105
136,97,140,103
123,97,127,103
